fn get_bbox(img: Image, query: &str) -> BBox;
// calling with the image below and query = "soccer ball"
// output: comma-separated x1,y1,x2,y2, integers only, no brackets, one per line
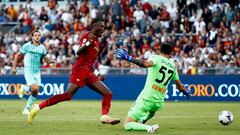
218,111,233,125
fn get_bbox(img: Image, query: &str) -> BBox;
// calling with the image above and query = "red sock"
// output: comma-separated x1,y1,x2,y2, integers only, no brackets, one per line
39,92,72,109
101,93,112,115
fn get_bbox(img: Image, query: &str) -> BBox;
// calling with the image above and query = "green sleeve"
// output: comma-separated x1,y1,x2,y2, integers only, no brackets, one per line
20,43,29,54
148,55,157,66
172,68,179,80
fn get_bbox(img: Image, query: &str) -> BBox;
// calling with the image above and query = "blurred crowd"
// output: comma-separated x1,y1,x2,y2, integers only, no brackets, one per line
0,0,239,75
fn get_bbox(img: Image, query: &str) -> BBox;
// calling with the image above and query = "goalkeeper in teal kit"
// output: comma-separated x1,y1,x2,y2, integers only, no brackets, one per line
115,43,191,133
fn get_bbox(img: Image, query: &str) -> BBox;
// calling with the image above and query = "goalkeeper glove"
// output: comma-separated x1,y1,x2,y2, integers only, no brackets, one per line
115,48,132,61
182,89,191,100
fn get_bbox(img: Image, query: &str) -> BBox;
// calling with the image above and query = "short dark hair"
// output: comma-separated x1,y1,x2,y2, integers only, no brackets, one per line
91,19,103,27
160,43,172,55
31,29,41,36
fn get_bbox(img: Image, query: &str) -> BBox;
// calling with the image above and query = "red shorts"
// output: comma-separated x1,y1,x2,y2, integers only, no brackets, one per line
70,68,99,87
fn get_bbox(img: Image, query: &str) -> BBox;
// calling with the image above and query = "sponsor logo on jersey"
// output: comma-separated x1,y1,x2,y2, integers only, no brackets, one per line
152,84,166,94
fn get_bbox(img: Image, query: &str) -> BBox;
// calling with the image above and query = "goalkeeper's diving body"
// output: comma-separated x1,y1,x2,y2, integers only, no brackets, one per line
115,43,191,133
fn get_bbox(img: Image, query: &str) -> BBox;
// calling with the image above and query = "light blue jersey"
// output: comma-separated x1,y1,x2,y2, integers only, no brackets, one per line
20,42,47,86
20,42,47,73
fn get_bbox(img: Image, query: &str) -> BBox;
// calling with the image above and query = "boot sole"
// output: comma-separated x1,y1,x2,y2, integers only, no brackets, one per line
102,119,121,125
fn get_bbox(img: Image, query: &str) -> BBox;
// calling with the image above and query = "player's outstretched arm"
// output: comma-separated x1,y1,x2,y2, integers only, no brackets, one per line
131,58,154,68
175,80,191,99
115,48,154,68
12,52,21,74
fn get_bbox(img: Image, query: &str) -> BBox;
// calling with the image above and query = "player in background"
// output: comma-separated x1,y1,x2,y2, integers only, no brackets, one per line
115,43,191,133
12,30,54,115
28,20,120,125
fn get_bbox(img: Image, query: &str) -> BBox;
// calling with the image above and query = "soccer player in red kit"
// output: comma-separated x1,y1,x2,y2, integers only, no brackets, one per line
28,20,120,125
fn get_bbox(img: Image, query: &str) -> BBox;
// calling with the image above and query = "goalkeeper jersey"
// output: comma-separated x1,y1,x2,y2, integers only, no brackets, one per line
139,55,179,102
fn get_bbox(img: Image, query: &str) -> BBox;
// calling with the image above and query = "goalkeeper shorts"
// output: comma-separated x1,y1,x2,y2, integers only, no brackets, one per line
127,97,164,121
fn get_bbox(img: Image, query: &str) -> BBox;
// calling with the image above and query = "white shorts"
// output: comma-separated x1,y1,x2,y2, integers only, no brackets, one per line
24,72,42,86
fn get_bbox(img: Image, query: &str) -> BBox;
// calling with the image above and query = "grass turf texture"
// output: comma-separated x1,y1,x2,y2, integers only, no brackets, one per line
0,100,239,135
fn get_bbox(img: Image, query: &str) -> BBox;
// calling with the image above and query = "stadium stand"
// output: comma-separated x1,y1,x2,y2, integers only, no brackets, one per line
0,0,239,75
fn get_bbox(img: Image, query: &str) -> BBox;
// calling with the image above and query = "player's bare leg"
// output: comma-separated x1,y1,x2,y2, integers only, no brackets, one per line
28,83,79,123
19,84,30,99
23,84,39,115
88,81,120,125
124,116,159,133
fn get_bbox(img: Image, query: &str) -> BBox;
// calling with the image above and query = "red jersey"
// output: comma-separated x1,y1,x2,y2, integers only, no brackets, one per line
72,31,99,71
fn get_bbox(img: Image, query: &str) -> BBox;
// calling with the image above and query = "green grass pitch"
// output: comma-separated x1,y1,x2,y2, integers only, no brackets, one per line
0,100,239,135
